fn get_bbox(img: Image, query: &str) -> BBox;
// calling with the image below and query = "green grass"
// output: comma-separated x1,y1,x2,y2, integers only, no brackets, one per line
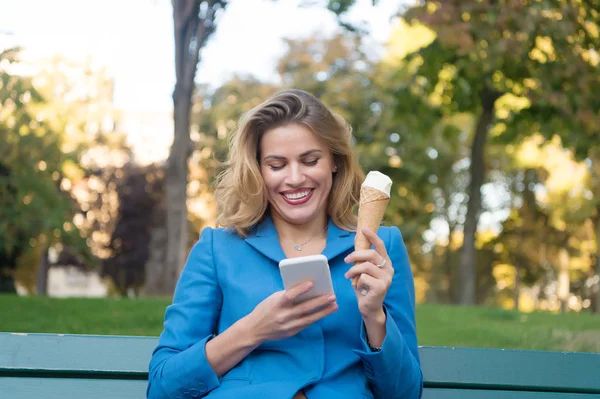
1,295,599,353
416,304,600,353
0,295,169,337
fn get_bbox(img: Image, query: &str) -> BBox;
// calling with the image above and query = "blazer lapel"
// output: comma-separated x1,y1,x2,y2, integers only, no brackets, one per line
321,219,355,262
244,215,287,264
245,215,356,264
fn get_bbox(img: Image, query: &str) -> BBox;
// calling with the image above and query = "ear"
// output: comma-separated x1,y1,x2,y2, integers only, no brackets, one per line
332,164,338,173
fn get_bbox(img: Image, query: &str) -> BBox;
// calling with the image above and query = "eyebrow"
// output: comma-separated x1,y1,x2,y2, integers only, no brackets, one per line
263,149,324,161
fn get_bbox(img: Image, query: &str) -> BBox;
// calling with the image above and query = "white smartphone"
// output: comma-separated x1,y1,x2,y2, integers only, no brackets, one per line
279,254,334,303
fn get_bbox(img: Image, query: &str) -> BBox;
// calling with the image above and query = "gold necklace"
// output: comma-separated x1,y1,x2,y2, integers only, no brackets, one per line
279,227,327,251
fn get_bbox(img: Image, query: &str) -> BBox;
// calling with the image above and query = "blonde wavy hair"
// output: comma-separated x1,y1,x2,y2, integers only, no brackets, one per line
214,89,364,237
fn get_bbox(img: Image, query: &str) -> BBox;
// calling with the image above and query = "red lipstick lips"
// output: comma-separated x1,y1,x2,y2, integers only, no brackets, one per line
281,188,314,205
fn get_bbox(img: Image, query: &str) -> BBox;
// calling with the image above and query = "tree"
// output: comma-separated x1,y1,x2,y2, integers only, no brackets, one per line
103,163,165,296
28,53,124,294
192,77,279,174
481,137,595,312
328,0,600,306
156,0,227,295
398,0,600,305
0,48,90,293
503,1,600,312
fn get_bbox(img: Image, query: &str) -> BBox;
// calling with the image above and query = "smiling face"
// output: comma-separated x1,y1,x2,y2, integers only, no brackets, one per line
259,123,336,227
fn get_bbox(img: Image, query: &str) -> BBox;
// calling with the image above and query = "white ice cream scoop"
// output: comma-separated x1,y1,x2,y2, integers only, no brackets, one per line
361,171,392,197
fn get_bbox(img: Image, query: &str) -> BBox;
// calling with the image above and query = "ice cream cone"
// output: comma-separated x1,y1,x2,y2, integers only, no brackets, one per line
352,186,390,288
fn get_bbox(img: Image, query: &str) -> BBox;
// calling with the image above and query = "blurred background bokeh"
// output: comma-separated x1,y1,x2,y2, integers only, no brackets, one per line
1,0,599,348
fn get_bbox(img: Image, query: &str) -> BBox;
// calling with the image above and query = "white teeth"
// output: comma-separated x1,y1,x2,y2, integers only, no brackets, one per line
284,190,311,200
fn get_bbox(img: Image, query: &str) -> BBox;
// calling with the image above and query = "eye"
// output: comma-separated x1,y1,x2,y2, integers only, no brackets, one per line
304,158,319,166
268,164,284,171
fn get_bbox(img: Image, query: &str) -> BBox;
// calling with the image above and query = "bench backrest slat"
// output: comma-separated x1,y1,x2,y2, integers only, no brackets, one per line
419,346,600,394
0,333,156,376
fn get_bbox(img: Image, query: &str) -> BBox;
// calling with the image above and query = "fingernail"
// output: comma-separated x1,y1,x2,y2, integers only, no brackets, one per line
344,256,349,263
328,295,336,302
306,282,313,289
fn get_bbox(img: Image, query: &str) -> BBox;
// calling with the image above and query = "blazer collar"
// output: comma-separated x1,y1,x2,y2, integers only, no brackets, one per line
245,214,355,264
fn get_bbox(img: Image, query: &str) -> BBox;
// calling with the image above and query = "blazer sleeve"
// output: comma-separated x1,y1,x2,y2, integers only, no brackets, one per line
353,226,423,399
147,227,223,399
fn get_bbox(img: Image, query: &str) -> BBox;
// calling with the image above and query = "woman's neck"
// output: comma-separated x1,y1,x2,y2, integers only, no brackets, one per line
271,212,328,244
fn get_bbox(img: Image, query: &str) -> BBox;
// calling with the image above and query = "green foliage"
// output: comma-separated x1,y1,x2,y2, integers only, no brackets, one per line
101,163,165,296
0,49,89,271
193,77,279,174
403,0,600,156
325,0,600,307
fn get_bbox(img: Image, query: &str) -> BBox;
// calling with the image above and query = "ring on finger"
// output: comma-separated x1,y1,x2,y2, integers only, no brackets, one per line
375,258,386,268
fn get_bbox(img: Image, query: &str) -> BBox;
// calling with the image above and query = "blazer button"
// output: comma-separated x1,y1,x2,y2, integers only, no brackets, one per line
198,383,207,393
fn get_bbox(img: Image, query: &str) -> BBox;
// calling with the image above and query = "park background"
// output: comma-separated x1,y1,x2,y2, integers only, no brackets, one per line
1,0,599,353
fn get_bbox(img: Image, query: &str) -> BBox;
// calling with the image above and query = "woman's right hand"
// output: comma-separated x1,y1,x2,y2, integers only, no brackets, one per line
246,281,338,344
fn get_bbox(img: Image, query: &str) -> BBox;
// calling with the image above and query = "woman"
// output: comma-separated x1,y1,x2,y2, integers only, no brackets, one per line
147,90,423,399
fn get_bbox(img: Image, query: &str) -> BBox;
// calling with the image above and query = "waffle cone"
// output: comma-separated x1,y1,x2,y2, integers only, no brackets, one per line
352,187,390,287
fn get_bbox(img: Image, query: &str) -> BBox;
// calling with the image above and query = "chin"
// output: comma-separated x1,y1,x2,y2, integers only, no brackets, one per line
276,207,321,226
282,213,316,225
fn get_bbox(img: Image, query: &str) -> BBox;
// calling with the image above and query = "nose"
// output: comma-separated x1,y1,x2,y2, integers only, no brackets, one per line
286,163,306,186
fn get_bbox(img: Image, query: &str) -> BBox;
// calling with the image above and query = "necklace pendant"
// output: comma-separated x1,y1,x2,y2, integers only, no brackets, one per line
293,244,303,251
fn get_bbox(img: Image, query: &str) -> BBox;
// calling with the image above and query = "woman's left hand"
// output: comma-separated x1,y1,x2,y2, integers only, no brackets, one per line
344,227,394,318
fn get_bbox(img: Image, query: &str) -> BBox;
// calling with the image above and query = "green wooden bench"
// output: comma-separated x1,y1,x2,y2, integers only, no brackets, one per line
1,332,600,398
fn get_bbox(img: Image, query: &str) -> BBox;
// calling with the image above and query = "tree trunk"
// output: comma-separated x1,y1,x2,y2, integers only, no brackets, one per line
558,247,570,313
592,155,600,314
36,246,49,295
445,221,457,303
514,213,525,311
0,244,23,294
152,0,221,295
426,251,440,303
0,272,17,294
537,242,547,309
457,90,500,305
427,212,455,304
513,266,521,311
594,214,600,314
145,196,168,295
164,90,192,294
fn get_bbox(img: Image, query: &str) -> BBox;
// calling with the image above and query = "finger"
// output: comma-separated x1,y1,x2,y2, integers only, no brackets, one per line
345,250,375,288
344,262,386,280
344,249,378,264
292,293,337,316
293,302,338,329
346,253,388,271
283,281,314,303
356,273,385,296
360,227,389,260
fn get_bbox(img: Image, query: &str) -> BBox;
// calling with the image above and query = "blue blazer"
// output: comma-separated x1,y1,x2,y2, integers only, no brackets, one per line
148,216,422,399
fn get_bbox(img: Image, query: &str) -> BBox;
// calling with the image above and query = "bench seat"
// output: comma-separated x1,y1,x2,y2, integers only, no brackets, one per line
1,333,599,398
